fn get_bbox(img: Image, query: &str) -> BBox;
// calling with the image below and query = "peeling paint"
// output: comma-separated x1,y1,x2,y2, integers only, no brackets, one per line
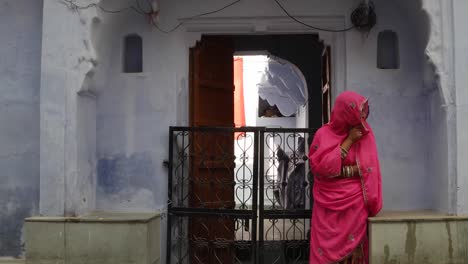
97,152,154,194
0,0,42,257
0,188,37,257
97,152,157,210
383,244,398,264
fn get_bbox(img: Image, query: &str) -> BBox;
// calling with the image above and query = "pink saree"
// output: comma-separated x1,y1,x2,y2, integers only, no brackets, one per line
309,91,382,264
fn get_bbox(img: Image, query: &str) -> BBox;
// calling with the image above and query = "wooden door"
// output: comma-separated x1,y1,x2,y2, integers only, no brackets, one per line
189,36,235,264
321,45,332,124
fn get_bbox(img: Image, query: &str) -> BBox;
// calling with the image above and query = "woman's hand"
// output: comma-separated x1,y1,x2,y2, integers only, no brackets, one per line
347,126,363,143
341,126,363,155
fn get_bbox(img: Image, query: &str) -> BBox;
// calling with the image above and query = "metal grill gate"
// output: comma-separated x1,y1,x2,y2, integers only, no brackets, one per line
167,127,316,264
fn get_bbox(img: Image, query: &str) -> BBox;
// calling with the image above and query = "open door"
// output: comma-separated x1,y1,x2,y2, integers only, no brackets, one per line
189,36,235,264
321,45,332,124
190,36,235,127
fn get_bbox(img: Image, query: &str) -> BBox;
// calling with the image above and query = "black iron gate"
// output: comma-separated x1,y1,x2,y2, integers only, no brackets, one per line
167,127,316,264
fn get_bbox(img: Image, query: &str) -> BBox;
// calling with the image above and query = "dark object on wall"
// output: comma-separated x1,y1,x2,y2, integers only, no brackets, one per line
351,1,377,31
123,34,143,73
377,30,400,69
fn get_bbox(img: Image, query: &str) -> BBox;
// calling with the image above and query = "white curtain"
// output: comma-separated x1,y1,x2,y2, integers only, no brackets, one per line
257,57,307,117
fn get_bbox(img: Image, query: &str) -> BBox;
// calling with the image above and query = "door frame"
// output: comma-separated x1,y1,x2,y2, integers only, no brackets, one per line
181,16,346,105
188,33,330,129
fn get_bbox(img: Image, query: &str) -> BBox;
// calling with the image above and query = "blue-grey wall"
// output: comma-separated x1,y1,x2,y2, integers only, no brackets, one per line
0,0,43,257
88,3,168,212
91,0,437,212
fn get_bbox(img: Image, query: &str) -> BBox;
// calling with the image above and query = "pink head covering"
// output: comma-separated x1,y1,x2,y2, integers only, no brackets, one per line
309,91,382,263
329,91,370,135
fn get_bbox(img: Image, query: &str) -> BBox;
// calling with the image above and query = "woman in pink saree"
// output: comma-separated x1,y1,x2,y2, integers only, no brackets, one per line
309,91,382,264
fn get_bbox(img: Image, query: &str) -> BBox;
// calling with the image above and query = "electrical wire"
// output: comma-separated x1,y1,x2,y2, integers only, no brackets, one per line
273,0,355,32
61,0,242,34
151,0,242,34
63,0,374,35
134,0,148,15
61,0,148,15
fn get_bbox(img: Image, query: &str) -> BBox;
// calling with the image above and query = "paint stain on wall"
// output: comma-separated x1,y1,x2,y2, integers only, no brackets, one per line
446,222,454,264
0,188,36,257
383,244,399,264
97,152,156,209
98,152,154,193
405,222,417,263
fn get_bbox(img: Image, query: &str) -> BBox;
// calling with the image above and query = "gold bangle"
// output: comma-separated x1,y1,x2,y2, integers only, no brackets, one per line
340,146,348,154
340,148,348,159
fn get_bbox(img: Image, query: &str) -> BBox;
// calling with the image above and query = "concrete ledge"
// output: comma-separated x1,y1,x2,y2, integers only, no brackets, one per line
369,211,468,264
26,211,160,223
369,210,468,222
0,258,25,264
25,212,161,264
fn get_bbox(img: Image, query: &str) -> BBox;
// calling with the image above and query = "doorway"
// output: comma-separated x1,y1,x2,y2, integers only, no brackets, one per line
189,34,331,129
169,34,330,264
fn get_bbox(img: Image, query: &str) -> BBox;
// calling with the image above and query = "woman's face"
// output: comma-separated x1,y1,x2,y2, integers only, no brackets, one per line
361,101,369,121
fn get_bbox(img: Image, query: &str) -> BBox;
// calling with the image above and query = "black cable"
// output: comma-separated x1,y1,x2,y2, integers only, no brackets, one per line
273,0,355,32
64,0,371,35
62,0,242,34
61,0,148,15
134,0,148,15
98,5,146,15
146,0,153,9
152,0,242,34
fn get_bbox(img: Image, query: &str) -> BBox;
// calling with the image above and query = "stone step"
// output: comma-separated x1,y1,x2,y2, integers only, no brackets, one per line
24,211,161,264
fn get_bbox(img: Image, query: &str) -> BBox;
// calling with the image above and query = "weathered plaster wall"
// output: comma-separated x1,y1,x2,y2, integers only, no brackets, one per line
428,87,449,212
40,0,99,216
453,0,468,214
421,0,458,214
91,0,173,212
0,0,42,257
407,0,452,212
88,3,174,259
347,0,432,210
